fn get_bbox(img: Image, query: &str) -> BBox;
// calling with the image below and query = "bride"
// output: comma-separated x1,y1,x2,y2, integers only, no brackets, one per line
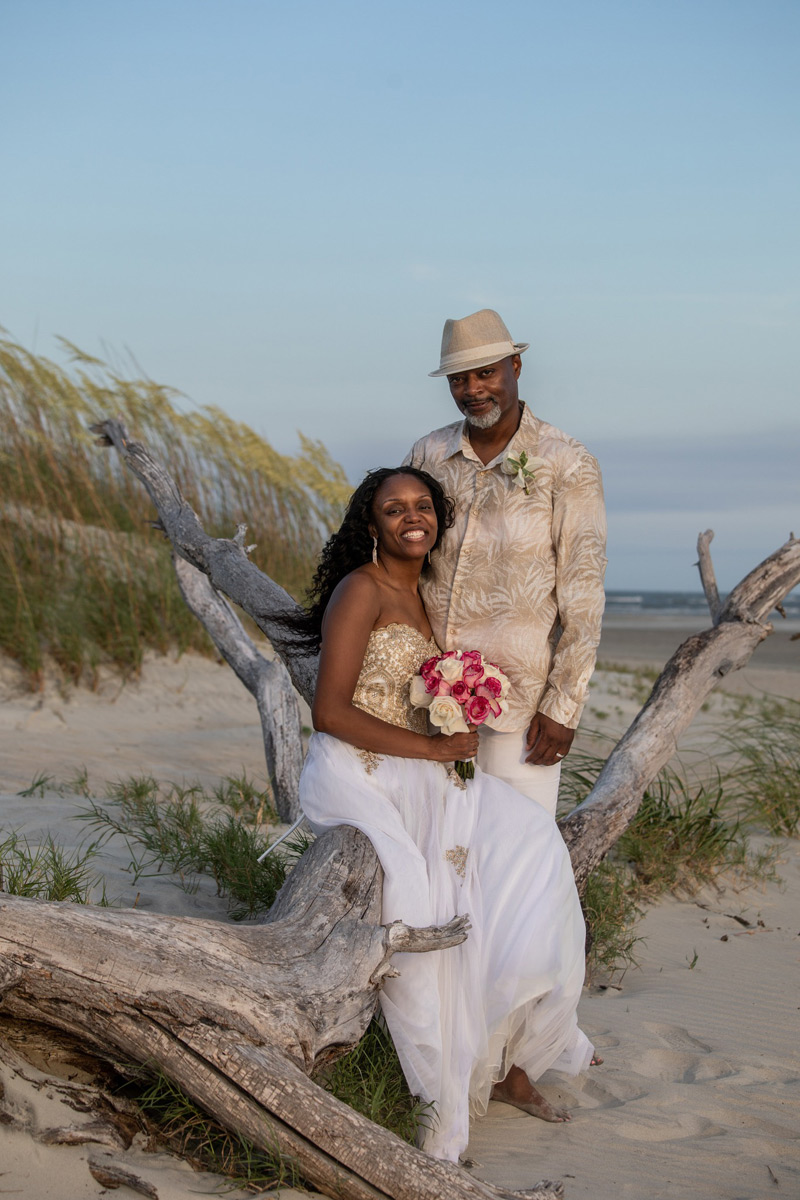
293,465,594,1162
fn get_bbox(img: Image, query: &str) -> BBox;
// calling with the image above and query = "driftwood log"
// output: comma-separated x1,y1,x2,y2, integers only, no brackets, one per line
172,554,303,822
2,419,799,1199
0,827,560,1200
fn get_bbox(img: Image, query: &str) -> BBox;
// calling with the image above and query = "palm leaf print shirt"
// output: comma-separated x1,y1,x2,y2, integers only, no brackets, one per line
405,403,607,732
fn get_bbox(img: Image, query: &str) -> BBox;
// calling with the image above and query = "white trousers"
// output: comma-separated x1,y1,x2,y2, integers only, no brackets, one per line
476,725,562,818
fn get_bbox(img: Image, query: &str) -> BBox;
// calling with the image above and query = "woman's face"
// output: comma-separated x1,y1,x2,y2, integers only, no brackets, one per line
370,474,438,563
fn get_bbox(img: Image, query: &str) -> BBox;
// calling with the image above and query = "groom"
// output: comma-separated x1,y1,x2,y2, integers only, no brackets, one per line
404,309,607,817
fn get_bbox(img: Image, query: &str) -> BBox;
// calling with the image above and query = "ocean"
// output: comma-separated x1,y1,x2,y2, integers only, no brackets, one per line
605,589,800,619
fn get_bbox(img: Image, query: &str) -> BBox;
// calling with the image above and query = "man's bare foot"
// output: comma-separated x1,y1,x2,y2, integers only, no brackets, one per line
490,1065,571,1123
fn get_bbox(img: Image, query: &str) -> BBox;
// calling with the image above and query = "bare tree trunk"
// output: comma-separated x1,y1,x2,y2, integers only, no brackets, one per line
172,555,303,821
0,826,559,1200
560,530,800,890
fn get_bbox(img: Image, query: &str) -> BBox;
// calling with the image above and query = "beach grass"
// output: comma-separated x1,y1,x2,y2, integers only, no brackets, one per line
0,333,350,688
722,699,800,836
78,773,288,919
120,1067,296,1193
315,1016,434,1145
0,831,107,903
560,719,790,981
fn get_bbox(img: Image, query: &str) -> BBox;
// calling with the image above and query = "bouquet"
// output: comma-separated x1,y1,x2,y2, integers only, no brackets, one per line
410,650,510,779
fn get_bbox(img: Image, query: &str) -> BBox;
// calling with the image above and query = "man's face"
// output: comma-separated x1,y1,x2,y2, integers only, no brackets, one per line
447,355,521,429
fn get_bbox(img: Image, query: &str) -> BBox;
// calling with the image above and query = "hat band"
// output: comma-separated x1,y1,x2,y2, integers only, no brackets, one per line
438,340,516,372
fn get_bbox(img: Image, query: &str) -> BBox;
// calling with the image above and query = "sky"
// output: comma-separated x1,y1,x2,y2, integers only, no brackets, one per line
2,0,798,591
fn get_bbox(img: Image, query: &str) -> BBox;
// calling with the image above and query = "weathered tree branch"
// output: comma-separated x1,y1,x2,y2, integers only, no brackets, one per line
696,529,722,621
172,555,303,821
559,532,800,890
89,418,319,706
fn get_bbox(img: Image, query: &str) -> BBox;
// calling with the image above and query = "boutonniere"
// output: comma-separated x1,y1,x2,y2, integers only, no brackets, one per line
501,450,546,494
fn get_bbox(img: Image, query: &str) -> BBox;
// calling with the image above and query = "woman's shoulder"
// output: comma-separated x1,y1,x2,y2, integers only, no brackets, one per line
325,567,383,623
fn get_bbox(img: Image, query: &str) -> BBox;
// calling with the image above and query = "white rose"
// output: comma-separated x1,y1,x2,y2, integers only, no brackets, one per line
525,456,547,472
409,675,433,708
438,655,465,683
428,696,469,735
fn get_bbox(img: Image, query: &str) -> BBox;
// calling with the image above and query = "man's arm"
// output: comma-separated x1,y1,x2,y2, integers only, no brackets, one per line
529,451,607,760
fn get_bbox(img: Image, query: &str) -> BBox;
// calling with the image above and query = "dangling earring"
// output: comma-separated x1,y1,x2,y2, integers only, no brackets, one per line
427,549,432,565
372,536,379,566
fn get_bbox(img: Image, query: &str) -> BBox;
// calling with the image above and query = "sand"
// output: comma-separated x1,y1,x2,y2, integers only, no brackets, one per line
1,617,799,1199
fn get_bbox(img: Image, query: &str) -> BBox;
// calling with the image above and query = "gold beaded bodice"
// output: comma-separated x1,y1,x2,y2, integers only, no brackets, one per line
352,624,438,736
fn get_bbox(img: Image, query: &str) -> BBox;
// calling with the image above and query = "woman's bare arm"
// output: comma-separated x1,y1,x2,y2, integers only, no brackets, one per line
311,572,477,763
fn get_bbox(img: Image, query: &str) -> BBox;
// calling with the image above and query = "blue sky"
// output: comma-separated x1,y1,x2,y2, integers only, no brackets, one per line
3,0,798,590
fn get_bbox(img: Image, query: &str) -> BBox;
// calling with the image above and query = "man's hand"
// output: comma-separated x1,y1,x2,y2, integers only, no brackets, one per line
525,712,575,766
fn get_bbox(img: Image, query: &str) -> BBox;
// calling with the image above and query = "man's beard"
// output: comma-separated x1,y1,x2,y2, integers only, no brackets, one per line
463,401,502,429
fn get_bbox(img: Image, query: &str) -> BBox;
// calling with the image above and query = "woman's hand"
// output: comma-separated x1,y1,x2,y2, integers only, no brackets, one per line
426,729,480,763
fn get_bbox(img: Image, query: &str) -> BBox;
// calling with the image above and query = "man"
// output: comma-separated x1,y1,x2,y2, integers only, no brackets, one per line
405,309,606,817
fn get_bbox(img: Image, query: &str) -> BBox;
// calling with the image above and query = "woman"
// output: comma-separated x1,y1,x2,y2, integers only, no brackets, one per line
295,466,593,1162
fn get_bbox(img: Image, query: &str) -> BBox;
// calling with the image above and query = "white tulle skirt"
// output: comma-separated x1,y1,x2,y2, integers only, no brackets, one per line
300,732,593,1161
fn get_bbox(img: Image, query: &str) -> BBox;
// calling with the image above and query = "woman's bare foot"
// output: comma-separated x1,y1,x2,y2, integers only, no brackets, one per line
590,1053,603,1066
490,1065,571,1123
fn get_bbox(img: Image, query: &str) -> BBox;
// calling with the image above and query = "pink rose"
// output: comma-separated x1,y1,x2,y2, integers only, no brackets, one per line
436,679,453,697
477,677,502,698
450,680,470,705
462,663,484,688
424,673,442,694
461,650,483,668
476,684,503,717
420,657,440,679
465,694,491,725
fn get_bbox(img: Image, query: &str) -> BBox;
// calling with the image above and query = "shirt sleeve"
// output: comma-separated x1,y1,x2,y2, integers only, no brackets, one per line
537,452,607,728
402,440,422,469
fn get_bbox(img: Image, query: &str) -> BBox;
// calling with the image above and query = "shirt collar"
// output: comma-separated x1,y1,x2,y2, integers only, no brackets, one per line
443,403,540,467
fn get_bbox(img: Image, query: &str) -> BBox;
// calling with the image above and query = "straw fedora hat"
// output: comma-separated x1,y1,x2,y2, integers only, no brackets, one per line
429,309,529,378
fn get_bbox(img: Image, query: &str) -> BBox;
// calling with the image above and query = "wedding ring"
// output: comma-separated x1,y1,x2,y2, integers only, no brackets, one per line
555,752,565,758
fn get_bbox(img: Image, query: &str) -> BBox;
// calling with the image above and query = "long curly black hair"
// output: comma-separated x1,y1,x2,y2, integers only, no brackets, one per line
285,466,454,653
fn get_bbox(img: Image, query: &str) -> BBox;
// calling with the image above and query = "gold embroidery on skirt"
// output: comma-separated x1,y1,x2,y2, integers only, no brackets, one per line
445,845,469,878
356,749,383,774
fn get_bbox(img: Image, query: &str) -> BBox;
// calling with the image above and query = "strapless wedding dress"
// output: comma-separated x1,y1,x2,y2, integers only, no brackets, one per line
300,623,592,1162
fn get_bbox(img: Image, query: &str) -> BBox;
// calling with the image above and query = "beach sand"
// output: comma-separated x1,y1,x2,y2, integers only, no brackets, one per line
1,616,798,1199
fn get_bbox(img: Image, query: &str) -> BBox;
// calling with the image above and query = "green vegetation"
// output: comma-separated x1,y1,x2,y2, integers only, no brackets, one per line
722,700,800,836
78,773,288,920
0,333,350,688
0,831,106,902
120,1068,295,1193
315,1017,433,1145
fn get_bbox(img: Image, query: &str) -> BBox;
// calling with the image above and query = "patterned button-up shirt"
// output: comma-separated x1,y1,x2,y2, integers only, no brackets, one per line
404,403,607,731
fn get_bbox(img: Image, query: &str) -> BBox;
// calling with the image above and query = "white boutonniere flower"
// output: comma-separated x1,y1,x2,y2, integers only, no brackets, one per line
501,450,546,494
